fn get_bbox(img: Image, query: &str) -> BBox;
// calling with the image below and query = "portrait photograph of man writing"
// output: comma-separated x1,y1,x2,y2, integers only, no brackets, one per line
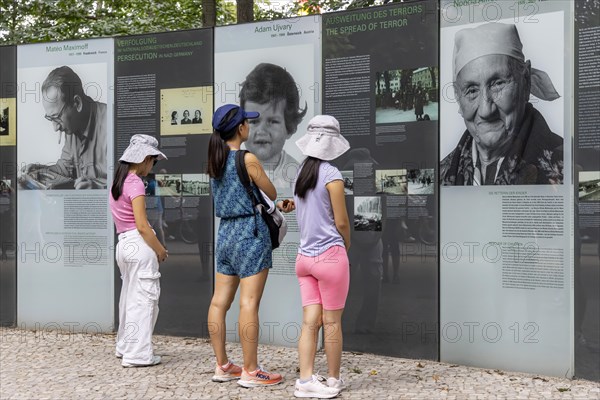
440,22,564,186
19,65,107,190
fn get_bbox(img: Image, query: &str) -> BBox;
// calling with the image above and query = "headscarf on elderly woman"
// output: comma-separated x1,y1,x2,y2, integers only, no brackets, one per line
440,22,563,186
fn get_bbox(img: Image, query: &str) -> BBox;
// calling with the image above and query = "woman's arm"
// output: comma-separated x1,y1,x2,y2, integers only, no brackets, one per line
132,196,168,262
326,180,351,251
244,152,277,201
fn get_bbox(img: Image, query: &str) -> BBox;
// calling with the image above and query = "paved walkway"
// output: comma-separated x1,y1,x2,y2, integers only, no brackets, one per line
1,328,598,399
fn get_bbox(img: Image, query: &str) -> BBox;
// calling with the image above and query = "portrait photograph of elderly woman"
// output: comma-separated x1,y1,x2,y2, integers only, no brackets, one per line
440,19,565,186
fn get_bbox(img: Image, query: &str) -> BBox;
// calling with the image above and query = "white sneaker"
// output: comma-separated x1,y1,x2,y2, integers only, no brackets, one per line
294,376,339,398
122,355,161,368
327,376,346,391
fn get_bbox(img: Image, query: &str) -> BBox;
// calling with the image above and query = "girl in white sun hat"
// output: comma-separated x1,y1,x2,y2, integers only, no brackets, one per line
293,115,351,399
109,134,168,368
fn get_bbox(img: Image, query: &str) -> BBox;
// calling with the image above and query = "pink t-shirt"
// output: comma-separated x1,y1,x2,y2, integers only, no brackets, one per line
109,173,146,234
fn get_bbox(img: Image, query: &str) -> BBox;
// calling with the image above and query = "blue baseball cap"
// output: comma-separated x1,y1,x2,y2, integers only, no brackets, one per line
212,104,259,136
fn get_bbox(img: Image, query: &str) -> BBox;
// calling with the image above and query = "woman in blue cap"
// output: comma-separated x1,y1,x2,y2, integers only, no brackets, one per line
206,104,294,387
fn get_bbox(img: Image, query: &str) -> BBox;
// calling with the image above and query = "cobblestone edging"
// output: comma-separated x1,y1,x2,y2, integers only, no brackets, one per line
1,328,598,399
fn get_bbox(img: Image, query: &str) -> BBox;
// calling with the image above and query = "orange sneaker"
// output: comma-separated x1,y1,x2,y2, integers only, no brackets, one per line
212,360,242,382
237,366,283,387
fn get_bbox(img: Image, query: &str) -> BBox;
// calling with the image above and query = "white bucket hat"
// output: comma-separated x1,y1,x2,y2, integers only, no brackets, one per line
119,134,167,163
295,115,350,161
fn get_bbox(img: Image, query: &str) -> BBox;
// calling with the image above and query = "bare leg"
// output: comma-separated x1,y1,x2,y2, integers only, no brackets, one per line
323,309,344,378
238,268,269,371
207,273,239,365
298,304,323,380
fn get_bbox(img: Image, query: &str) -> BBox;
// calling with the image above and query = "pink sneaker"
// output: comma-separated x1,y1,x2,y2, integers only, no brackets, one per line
212,360,242,382
237,366,283,387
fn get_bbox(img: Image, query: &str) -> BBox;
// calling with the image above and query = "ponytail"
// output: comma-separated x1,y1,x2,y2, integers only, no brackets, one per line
111,161,131,200
294,157,321,199
207,131,230,179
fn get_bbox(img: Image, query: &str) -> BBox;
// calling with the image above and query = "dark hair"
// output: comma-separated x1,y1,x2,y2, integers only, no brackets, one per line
294,157,321,199
208,107,246,178
42,66,85,104
111,161,131,200
207,133,230,179
239,63,307,135
171,111,177,119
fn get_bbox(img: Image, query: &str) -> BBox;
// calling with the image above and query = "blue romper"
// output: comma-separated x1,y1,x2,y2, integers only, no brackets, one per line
211,151,272,278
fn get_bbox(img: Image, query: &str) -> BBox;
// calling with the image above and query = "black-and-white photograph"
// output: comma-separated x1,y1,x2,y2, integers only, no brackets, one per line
0,107,8,135
354,196,382,231
160,87,212,135
341,170,354,195
239,62,308,190
375,169,407,195
375,67,439,124
169,108,203,125
17,64,108,190
407,168,434,195
156,173,182,196
182,173,210,196
0,179,12,196
215,39,318,194
440,19,564,186
579,171,600,201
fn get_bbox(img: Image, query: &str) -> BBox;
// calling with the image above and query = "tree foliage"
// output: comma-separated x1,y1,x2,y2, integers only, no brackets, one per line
0,0,397,45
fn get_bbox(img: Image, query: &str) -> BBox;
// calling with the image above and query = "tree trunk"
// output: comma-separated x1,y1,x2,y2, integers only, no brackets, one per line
236,0,254,23
202,0,216,27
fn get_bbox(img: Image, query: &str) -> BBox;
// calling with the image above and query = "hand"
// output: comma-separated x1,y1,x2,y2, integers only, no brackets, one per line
277,199,295,213
157,248,168,263
74,177,93,189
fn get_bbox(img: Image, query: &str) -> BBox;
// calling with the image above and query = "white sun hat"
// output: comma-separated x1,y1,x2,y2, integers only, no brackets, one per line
119,134,167,163
295,115,350,161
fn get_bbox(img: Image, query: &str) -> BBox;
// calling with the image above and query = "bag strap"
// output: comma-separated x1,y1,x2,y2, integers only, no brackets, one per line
234,150,259,236
235,150,256,204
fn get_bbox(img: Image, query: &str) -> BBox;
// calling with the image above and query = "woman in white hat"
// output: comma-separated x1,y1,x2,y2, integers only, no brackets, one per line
293,115,351,399
109,134,168,367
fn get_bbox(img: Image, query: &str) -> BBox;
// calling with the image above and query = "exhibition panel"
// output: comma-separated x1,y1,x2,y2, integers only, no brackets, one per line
0,45,16,326
16,39,115,332
214,14,322,347
440,0,575,377
114,29,214,336
322,0,439,360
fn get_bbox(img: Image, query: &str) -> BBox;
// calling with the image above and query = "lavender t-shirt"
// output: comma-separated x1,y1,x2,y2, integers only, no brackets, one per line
294,161,345,257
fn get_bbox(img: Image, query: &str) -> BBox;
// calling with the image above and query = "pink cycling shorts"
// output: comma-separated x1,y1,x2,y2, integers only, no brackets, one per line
295,245,350,310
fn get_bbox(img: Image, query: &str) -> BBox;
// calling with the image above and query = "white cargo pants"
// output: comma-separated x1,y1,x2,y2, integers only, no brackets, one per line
115,229,161,365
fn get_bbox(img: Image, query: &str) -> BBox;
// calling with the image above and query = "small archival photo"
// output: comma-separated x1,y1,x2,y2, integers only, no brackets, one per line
182,173,210,196
0,179,12,196
375,169,407,195
407,168,435,195
1,98,17,146
374,67,439,124
156,174,183,196
341,170,354,195
0,106,9,135
354,196,382,232
160,87,212,135
579,171,600,201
